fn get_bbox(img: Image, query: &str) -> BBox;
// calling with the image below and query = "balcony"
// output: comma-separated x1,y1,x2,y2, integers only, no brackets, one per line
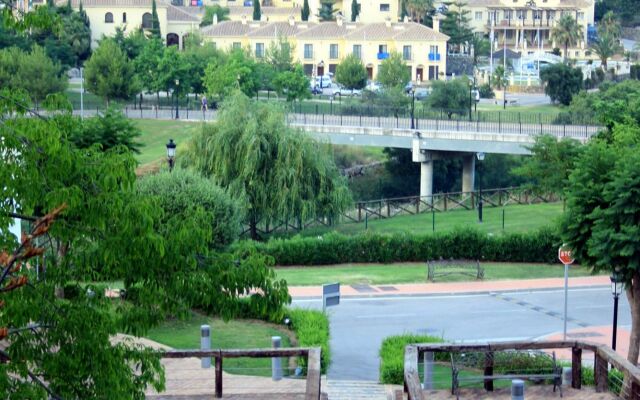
377,52,390,60
428,53,441,61
487,18,554,28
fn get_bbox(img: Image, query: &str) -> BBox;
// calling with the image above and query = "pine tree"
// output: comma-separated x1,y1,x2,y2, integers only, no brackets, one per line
150,0,162,39
79,1,90,27
350,0,359,21
301,0,310,21
400,0,408,20
252,0,261,21
440,0,474,53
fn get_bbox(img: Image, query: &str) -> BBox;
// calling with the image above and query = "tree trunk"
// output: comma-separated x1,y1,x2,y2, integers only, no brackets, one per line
564,43,568,63
627,271,640,365
250,213,259,241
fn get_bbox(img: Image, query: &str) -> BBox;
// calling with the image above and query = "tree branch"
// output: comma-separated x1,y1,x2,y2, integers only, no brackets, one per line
0,349,64,400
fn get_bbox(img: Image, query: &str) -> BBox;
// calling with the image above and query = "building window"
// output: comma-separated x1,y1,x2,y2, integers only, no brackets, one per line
429,45,439,54
506,30,513,39
304,44,313,59
255,43,265,58
504,10,512,20
533,10,541,20
123,12,127,23
232,42,241,49
105,12,114,23
547,10,555,19
402,45,411,60
329,44,339,59
303,63,313,75
329,64,337,74
577,12,584,20
575,51,580,57
516,10,526,20
142,12,152,29
475,11,482,20
494,11,500,21
379,3,390,11
353,44,362,59
378,44,388,53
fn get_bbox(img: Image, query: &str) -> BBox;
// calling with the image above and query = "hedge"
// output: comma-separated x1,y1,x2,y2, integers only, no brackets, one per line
287,309,331,374
379,334,445,384
235,227,560,266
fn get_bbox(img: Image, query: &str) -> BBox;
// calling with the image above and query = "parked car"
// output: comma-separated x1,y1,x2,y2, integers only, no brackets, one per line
314,75,333,89
327,83,362,99
404,81,414,93
366,80,383,92
309,84,323,95
414,88,430,101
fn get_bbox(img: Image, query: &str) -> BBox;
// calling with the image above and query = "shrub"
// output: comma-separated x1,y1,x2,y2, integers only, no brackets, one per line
478,83,495,99
287,309,331,374
234,227,560,266
379,334,444,384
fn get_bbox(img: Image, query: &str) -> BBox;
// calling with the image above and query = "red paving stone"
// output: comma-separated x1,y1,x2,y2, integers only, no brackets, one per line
288,276,610,298
542,326,630,361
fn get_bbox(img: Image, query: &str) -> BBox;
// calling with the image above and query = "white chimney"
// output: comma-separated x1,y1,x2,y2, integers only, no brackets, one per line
288,15,295,26
385,16,391,28
241,15,247,25
432,15,440,32
213,13,218,25
403,15,409,23
337,15,343,26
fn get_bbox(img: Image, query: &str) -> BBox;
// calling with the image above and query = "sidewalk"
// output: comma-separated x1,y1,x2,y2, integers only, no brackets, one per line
288,275,610,298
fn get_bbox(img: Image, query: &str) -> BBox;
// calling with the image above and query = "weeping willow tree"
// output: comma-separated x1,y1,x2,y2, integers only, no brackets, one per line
184,91,352,239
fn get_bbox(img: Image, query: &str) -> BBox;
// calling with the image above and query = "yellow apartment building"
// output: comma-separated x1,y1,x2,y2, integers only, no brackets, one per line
202,16,448,82
463,0,594,58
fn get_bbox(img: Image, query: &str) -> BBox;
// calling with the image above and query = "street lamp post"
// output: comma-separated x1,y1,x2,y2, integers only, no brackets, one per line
174,79,180,119
476,152,485,223
410,88,416,129
611,271,623,351
468,81,473,121
166,139,177,172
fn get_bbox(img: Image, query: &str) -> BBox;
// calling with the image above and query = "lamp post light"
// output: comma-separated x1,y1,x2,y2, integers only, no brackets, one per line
166,139,177,172
174,79,180,120
476,152,485,223
611,271,623,351
410,88,416,129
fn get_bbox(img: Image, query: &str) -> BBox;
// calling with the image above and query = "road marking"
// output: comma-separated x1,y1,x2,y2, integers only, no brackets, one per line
355,313,416,319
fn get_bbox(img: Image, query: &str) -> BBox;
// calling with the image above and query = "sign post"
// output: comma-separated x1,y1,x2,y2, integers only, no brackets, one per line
322,283,340,312
558,245,575,340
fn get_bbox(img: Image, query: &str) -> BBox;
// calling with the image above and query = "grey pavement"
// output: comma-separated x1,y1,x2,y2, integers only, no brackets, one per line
292,286,628,381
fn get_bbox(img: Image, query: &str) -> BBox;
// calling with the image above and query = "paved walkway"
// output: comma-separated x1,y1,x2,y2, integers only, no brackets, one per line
288,275,610,299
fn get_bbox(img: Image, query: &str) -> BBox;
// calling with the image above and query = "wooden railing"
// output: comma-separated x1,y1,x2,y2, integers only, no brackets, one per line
403,340,640,400
161,347,322,400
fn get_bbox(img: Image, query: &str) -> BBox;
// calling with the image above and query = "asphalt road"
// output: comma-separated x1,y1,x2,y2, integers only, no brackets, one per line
291,286,630,381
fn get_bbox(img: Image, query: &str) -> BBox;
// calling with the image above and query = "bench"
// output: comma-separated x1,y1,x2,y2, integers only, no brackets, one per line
427,259,484,282
450,351,563,399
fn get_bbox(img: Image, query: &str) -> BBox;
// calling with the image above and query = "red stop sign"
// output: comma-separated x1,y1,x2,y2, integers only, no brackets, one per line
558,245,575,265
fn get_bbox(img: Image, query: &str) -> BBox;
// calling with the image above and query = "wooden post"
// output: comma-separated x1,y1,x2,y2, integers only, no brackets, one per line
632,381,640,399
387,201,390,218
484,351,494,391
416,197,420,214
594,352,608,393
305,348,322,400
215,354,223,398
571,347,582,389
358,203,362,222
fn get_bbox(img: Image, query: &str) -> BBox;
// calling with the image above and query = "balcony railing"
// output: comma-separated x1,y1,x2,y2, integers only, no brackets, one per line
377,52,390,60
487,18,555,27
428,53,441,61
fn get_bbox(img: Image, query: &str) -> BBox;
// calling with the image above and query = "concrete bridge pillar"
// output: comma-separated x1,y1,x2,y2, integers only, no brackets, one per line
420,160,433,199
462,154,476,193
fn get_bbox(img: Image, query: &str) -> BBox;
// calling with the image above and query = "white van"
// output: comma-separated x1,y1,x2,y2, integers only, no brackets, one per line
315,75,332,88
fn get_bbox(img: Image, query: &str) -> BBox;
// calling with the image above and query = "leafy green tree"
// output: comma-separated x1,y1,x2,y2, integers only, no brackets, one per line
492,65,506,90
184,92,351,239
158,45,192,100
568,79,640,129
273,64,311,102
440,0,473,53
84,39,139,104
318,0,337,21
70,107,142,153
400,0,409,20
512,134,583,196
540,62,583,105
377,52,410,89
253,0,261,21
254,61,277,93
185,42,222,96
426,78,469,118
406,0,432,24
0,46,66,106
58,9,91,65
204,48,258,99
351,0,359,21
136,169,242,248
600,10,621,39
150,0,162,39
266,37,294,73
591,31,621,73
470,34,490,67
134,38,164,100
550,14,583,62
200,5,230,26
113,26,148,60
335,53,367,91
301,0,310,21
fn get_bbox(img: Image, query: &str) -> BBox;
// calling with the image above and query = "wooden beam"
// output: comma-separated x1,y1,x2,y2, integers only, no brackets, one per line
215,353,222,398
571,347,582,389
403,345,424,400
305,347,322,400
594,352,609,393
414,340,596,354
161,347,311,359
484,351,494,391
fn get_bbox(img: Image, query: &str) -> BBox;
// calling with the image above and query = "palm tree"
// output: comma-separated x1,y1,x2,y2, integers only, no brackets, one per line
405,0,432,24
600,11,621,39
591,31,621,73
551,14,583,62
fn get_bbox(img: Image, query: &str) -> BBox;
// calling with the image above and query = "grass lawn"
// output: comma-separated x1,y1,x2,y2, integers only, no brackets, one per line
283,202,563,238
134,119,201,167
146,313,294,377
475,103,563,116
275,262,600,286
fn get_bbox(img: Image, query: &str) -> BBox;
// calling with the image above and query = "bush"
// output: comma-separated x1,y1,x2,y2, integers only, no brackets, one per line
580,365,624,394
234,227,560,265
478,83,495,99
137,169,242,248
379,334,444,384
287,309,331,374
631,64,640,80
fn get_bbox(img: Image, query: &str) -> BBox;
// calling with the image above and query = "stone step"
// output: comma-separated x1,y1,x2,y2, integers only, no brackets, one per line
325,380,392,400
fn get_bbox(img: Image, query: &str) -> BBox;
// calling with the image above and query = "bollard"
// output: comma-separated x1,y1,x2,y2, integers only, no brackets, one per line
423,351,434,389
511,379,524,400
201,325,211,368
562,366,572,387
271,336,282,381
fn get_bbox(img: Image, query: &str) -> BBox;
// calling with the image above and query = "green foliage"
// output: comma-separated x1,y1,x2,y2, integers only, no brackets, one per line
351,0,359,21
492,65,506,90
204,48,259,99
273,64,311,102
0,45,66,105
513,135,583,197
440,0,473,53
200,5,230,27
184,42,222,95
253,0,261,21
599,10,622,39
470,34,490,66
287,309,331,374
478,83,494,99
540,63,583,105
150,0,162,39
379,334,444,384
569,79,640,129
112,26,148,60
158,45,192,97
301,0,310,21
84,39,139,103
590,31,621,72
405,0,433,24
70,106,142,153
133,38,164,95
358,86,410,114
631,64,640,80
318,0,337,21
377,52,410,89
335,53,367,91
266,37,294,73
427,78,470,117
235,227,561,265
183,92,351,239
550,15,583,61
